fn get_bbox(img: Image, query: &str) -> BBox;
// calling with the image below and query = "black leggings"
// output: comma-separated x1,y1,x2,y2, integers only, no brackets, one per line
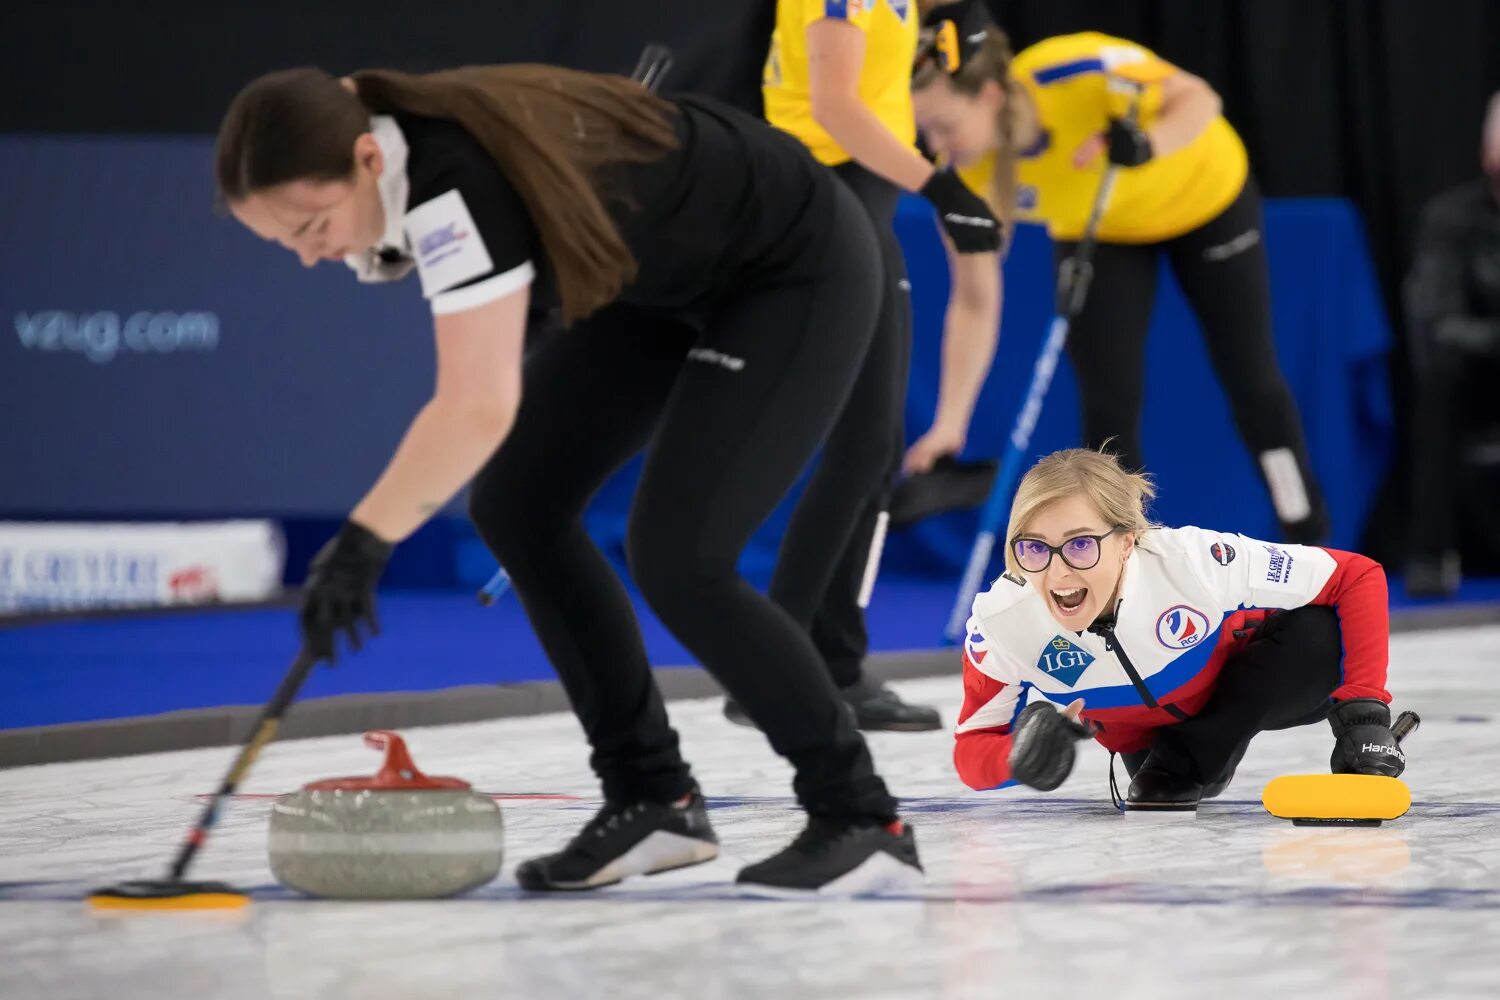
468,182,897,823
769,161,912,687
1126,605,1344,793
1055,178,1329,543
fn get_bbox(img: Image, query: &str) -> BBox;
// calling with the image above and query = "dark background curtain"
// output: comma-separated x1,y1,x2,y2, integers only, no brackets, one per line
0,1,777,131
6,0,1499,561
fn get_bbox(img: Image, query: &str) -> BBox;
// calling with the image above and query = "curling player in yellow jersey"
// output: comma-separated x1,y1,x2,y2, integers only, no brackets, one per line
730,0,1001,733
905,5,1331,545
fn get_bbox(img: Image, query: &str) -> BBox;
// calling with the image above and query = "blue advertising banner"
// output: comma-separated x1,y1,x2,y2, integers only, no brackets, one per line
1,135,434,515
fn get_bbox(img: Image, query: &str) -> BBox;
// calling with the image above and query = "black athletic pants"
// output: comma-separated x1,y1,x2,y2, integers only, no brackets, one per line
1124,605,1344,792
769,161,913,688
468,182,898,823
1054,177,1330,543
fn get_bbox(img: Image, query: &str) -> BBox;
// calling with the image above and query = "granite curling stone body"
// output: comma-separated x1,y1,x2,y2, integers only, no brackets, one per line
268,731,503,899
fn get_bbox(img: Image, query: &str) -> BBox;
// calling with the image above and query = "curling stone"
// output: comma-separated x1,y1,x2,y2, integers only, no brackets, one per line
268,731,503,899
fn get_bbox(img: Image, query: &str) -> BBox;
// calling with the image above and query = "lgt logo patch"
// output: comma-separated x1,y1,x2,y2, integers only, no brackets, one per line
1035,635,1095,687
1210,541,1236,566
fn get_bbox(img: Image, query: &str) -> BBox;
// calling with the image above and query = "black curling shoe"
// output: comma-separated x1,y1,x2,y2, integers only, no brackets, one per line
736,817,924,897
1126,755,1203,812
516,788,719,891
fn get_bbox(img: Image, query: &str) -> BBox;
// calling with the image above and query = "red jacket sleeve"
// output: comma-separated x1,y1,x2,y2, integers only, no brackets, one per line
1311,548,1391,703
954,649,1017,790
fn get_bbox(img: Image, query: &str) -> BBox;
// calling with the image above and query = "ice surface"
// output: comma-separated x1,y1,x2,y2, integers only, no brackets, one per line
3,627,1499,999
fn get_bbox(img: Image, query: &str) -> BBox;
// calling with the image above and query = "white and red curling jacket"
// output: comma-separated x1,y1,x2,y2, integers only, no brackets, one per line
955,526,1390,790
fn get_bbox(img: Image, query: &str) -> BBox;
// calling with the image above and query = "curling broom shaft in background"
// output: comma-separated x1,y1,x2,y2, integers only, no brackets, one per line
631,43,675,91
942,87,1143,643
1392,710,1419,744
478,567,512,606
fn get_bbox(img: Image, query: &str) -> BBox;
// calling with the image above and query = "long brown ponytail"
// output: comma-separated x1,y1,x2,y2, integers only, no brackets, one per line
914,27,1021,236
216,65,680,324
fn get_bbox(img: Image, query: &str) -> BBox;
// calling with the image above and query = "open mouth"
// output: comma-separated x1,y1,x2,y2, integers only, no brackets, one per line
1051,587,1088,616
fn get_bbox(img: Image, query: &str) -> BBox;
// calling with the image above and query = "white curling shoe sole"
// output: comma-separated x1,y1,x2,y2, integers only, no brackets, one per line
1122,803,1200,820
575,832,720,889
734,852,926,900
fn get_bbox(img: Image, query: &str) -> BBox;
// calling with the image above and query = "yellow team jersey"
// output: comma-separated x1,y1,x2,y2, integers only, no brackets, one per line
957,32,1248,243
763,0,919,166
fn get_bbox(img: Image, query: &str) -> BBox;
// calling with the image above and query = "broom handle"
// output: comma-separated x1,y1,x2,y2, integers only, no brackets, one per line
1392,710,1419,746
165,650,319,882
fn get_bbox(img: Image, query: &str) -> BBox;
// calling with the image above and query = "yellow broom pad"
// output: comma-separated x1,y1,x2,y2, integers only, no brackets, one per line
1262,773,1410,824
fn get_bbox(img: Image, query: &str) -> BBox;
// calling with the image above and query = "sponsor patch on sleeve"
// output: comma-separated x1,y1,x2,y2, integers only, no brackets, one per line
1259,543,1295,585
1209,540,1237,566
405,190,495,299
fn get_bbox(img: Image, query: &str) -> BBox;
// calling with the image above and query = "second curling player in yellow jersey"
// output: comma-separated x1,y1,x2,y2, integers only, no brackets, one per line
727,0,1000,732
906,6,1330,544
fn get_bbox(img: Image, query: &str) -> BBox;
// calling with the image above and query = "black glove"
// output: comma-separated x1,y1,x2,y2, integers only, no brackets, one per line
301,520,392,664
1328,698,1406,778
1007,702,1094,791
919,169,1003,254
1105,117,1153,167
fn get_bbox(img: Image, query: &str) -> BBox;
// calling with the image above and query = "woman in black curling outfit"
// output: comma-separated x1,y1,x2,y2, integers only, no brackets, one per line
740,0,1000,734
214,64,923,895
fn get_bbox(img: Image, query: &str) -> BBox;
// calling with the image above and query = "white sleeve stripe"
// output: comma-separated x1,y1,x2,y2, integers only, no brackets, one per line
430,261,535,315
1100,45,1148,71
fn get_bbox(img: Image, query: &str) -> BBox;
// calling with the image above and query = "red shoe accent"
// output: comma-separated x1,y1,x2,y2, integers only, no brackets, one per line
886,819,906,836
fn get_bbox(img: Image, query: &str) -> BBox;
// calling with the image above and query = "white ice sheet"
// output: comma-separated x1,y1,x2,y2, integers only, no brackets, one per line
3,627,1499,999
